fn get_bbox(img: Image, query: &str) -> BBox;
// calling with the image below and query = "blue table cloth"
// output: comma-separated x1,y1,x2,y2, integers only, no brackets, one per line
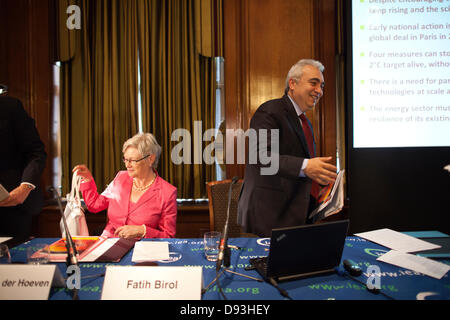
7,236,450,300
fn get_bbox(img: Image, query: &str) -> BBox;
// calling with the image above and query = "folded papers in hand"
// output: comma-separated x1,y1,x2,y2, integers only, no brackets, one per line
309,170,345,221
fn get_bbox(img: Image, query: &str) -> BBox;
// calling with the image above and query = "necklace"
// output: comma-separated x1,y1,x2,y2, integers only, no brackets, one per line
132,175,156,192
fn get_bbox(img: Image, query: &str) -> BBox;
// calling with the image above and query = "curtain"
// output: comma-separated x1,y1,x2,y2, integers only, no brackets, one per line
59,0,92,196
137,0,222,198
58,0,139,195
57,0,222,198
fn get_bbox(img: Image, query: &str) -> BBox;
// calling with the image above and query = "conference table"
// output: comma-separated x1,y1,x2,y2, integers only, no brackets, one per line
5,232,450,301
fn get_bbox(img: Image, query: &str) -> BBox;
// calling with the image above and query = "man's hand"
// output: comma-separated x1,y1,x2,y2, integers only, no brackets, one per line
0,184,32,207
304,156,338,185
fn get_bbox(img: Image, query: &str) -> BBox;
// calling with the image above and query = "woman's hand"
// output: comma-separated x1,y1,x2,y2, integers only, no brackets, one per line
73,164,94,182
114,225,146,239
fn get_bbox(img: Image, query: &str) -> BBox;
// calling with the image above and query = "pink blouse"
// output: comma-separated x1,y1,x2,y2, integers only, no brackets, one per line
80,171,177,238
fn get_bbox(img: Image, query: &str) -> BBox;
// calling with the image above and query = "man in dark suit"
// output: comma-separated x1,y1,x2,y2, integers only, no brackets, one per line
0,93,47,243
237,59,337,237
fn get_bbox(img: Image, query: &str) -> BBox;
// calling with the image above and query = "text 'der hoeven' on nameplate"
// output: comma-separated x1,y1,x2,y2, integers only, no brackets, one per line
101,266,203,300
0,265,64,300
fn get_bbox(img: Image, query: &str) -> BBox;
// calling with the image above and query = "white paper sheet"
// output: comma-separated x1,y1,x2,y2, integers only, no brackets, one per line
131,241,170,263
354,228,441,253
377,250,450,280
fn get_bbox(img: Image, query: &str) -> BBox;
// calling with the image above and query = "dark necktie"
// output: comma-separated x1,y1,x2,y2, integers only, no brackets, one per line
299,113,320,200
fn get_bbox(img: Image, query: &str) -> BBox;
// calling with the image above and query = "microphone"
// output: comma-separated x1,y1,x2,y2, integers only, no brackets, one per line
216,176,239,272
47,186,78,266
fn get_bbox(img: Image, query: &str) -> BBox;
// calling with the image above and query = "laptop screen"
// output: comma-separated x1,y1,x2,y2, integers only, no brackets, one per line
267,220,349,279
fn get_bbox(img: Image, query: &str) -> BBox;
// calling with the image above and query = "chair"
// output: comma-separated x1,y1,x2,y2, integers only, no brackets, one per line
206,179,246,238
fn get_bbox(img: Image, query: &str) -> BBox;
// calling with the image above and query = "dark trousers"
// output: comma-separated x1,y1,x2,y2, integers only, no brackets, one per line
0,206,33,245
306,195,319,224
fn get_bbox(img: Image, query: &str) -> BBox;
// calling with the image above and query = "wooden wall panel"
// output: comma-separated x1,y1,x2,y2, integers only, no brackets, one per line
247,0,314,115
222,0,247,179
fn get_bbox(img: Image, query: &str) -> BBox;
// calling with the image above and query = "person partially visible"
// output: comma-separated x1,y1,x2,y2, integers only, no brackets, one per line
74,133,177,239
0,92,47,244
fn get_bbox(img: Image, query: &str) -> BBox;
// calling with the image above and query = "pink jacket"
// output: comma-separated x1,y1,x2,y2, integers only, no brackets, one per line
80,171,177,238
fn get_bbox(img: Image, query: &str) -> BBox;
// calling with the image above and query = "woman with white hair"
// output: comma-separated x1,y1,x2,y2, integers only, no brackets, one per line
73,133,177,239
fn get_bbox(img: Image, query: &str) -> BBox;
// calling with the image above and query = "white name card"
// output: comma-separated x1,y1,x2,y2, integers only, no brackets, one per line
0,265,61,300
101,266,203,300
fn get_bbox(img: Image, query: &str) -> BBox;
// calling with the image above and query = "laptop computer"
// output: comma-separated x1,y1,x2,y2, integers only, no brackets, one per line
250,219,349,281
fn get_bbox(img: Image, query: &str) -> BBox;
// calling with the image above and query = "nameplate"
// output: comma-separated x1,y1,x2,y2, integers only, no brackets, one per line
101,266,203,300
0,265,61,300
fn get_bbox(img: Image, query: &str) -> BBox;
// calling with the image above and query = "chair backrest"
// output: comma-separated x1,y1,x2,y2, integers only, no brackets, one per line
206,179,243,238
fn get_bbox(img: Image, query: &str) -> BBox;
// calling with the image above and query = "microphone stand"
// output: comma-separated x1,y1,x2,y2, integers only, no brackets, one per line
215,177,237,272
202,177,262,299
48,186,79,300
